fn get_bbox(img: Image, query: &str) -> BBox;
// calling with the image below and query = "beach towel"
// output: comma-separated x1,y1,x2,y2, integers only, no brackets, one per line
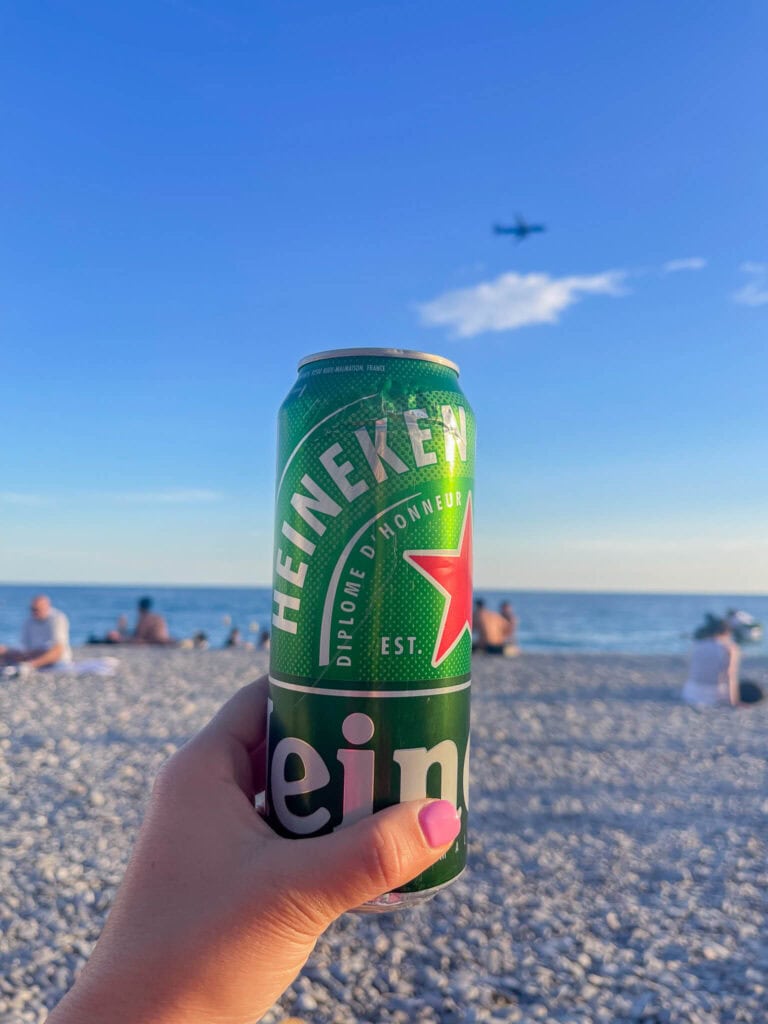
1,657,120,679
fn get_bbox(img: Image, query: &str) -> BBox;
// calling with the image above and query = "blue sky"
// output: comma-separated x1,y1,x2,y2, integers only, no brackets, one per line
2,1,767,591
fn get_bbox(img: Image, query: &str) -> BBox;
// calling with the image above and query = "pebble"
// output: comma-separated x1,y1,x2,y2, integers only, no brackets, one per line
2,648,768,1022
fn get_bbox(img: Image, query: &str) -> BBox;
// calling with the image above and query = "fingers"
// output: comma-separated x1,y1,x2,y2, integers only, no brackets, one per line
205,676,270,751
168,677,270,797
281,799,461,924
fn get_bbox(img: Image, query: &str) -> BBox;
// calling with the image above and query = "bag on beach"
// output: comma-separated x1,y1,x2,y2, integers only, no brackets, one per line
739,679,764,704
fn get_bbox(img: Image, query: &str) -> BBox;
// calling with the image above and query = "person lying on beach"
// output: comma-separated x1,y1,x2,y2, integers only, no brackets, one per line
179,630,210,650
0,594,72,670
106,596,175,645
682,617,747,708
47,677,460,1024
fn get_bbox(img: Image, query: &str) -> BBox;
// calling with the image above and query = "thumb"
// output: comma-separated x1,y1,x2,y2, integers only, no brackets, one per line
285,799,462,921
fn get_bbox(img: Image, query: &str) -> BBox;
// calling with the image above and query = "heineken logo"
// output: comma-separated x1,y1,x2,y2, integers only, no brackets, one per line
272,404,469,642
267,687,471,837
403,496,473,667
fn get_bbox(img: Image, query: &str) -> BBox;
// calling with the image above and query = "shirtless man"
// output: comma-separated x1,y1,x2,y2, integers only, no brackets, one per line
473,598,513,654
109,597,173,645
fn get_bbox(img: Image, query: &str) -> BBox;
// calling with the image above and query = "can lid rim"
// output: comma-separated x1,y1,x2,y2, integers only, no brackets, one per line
297,348,459,374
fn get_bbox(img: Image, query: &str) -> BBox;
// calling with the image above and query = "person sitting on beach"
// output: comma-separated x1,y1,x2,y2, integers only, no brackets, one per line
473,598,513,655
222,627,254,650
47,677,460,1024
0,594,73,670
224,627,243,647
682,617,741,708
683,618,764,707
108,596,174,645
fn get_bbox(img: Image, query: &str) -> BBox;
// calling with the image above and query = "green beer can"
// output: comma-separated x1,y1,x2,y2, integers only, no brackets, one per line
266,348,474,910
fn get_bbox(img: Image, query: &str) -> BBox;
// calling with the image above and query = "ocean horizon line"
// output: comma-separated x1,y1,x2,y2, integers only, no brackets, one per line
1,581,766,599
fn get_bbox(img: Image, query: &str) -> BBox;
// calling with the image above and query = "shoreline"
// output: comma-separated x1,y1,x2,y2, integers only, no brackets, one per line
2,649,768,1022
3,584,767,656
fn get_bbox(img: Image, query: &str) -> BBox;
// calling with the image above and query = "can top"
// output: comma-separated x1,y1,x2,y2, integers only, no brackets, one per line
297,348,459,375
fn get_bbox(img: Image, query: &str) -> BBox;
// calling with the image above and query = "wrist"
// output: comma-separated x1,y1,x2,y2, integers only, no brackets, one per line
48,971,198,1024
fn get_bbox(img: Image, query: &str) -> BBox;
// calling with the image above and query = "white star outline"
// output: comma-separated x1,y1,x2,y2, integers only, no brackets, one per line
402,493,473,668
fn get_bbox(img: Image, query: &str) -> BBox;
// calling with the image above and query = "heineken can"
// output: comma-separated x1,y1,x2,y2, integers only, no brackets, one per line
266,348,474,911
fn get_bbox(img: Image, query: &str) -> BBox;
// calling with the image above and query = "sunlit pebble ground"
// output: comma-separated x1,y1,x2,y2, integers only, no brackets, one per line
2,648,768,1024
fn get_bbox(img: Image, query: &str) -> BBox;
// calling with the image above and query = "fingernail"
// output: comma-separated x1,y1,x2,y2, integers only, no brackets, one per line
418,801,461,848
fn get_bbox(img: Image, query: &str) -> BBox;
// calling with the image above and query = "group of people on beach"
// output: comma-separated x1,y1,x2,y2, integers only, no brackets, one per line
89,596,270,651
3,595,764,712
95,596,174,645
2,593,521,668
0,594,270,676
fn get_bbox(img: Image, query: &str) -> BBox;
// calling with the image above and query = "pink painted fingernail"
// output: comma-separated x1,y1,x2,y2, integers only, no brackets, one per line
418,801,461,848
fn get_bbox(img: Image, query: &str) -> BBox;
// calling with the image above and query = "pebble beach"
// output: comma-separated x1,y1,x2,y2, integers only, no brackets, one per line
2,647,768,1024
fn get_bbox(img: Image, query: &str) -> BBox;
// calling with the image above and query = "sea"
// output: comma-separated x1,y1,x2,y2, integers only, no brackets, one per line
1,584,766,657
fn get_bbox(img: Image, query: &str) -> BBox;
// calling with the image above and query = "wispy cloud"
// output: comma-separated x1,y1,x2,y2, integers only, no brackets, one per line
0,492,52,506
417,270,627,338
732,262,768,306
111,489,225,504
662,257,707,273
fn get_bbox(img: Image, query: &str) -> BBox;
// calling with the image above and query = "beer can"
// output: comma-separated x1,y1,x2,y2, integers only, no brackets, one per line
266,348,474,911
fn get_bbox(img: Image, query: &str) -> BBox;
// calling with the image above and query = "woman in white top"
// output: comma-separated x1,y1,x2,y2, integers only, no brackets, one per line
682,618,740,708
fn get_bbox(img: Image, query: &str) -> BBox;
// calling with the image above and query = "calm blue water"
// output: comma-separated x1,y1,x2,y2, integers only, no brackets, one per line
0,584,766,656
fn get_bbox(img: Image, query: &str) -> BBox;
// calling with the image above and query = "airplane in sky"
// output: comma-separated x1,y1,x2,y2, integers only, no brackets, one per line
493,215,546,241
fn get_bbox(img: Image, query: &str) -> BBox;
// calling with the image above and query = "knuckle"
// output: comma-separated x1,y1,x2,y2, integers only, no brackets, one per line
151,749,187,798
364,819,407,893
